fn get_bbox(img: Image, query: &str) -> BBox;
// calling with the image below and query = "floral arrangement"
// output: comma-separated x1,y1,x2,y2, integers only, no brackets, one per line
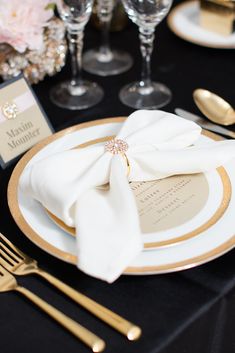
0,0,66,84
0,0,55,53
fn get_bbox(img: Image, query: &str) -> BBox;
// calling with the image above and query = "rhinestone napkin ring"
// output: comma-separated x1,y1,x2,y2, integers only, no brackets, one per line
104,139,129,155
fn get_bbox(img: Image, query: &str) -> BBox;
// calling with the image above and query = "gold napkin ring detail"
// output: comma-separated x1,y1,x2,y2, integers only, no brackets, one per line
104,138,128,154
105,138,130,176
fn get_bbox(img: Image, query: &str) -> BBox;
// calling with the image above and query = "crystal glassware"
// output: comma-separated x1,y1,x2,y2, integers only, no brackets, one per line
83,0,133,76
119,0,173,109
50,0,103,110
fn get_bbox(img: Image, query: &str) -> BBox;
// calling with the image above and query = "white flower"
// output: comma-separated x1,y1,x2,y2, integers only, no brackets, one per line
0,0,54,53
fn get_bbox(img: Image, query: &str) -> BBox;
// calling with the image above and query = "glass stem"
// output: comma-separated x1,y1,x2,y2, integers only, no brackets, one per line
67,30,84,94
97,0,114,62
139,28,155,93
100,20,112,59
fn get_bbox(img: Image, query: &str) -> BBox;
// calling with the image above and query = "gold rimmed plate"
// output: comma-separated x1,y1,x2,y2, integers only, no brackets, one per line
7,117,235,275
167,0,235,49
44,136,231,250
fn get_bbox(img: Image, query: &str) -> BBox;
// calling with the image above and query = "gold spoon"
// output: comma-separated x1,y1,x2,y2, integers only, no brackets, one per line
193,89,235,126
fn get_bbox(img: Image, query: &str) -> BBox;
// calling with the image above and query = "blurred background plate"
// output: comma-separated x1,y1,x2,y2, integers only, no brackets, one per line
167,0,235,49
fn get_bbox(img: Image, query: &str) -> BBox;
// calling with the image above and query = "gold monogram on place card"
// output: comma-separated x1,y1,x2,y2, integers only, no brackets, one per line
2,101,19,120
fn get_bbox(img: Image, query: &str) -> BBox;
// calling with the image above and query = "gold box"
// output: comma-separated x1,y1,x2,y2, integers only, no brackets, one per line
200,0,235,36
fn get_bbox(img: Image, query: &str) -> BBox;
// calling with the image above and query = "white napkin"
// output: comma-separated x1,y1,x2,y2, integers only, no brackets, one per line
20,110,235,282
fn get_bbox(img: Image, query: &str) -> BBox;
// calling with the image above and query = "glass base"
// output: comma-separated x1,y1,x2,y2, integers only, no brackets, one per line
119,81,172,109
83,49,133,76
50,80,104,110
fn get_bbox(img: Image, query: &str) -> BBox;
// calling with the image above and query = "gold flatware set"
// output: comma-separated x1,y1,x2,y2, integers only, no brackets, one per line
0,232,141,351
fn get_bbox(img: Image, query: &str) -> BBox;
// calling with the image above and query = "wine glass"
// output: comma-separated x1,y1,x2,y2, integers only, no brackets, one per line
50,0,104,110
119,0,173,109
83,0,133,76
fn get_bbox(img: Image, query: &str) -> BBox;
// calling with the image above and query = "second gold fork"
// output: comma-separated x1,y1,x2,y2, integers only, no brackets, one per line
0,264,105,352
0,232,141,341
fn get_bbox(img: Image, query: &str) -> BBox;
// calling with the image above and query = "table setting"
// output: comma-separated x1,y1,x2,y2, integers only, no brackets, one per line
1,0,235,353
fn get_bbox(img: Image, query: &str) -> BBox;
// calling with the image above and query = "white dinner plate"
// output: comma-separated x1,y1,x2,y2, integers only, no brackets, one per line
167,0,235,49
7,117,235,275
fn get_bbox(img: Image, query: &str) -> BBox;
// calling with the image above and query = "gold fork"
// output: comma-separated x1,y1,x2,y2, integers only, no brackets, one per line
0,264,105,352
0,233,141,341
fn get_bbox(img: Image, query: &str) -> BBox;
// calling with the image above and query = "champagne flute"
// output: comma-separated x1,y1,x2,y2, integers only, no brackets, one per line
83,0,133,76
50,0,103,110
119,0,173,109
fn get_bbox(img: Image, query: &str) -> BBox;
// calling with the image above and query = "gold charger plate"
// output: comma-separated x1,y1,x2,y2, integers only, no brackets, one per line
7,117,235,275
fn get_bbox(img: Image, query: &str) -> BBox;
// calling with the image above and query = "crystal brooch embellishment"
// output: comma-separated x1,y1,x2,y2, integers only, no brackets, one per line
104,139,129,155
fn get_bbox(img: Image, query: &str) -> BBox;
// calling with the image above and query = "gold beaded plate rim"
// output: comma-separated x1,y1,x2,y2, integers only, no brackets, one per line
167,0,235,49
7,116,235,275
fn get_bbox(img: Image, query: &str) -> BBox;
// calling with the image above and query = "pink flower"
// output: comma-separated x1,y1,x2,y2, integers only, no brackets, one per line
0,0,54,53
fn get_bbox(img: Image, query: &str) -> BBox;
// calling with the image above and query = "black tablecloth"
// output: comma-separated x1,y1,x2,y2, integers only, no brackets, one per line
1,1,235,352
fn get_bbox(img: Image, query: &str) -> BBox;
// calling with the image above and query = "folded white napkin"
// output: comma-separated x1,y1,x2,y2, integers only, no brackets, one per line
20,110,235,282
